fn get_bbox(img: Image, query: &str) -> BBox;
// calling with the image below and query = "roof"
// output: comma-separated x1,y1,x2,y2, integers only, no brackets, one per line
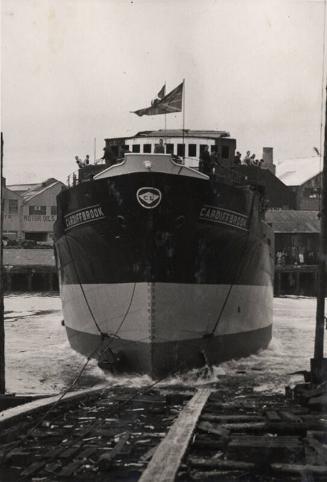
105,129,230,142
277,156,322,186
8,183,39,194
266,210,320,233
7,178,63,202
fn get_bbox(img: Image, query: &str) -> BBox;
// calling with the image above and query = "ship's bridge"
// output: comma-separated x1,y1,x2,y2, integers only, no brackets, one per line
103,129,236,169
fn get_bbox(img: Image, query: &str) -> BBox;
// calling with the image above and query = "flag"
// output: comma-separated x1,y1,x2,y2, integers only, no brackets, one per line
157,84,166,99
133,82,183,117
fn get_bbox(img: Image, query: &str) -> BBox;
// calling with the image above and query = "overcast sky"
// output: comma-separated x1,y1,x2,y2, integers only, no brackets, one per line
1,0,326,184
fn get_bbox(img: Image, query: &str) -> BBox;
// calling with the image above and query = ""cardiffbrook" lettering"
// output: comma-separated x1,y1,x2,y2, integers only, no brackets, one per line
199,205,248,231
64,205,105,231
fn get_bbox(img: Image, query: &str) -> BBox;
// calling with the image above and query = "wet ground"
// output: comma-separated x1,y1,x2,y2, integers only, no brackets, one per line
2,294,327,481
3,294,324,395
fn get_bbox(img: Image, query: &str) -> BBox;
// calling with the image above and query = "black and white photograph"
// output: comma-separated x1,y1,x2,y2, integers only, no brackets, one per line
1,0,327,480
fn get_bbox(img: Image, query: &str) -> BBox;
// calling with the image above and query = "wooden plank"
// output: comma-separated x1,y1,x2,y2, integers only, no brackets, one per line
219,422,266,432
188,457,255,470
271,463,327,475
58,447,98,477
201,414,264,423
0,384,108,427
265,411,281,422
139,388,212,482
307,436,327,463
279,411,302,423
197,421,229,438
98,433,130,469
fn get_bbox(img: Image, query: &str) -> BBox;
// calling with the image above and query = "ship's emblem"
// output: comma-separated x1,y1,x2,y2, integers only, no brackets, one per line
136,187,162,209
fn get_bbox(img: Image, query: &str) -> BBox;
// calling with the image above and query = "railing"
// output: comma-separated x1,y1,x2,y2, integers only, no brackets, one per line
66,164,108,188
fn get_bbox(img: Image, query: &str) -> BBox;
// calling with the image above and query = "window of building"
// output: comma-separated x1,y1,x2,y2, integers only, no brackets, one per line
25,232,48,242
29,205,46,215
177,144,185,157
222,145,230,159
211,145,218,153
132,144,140,153
166,144,174,155
143,144,152,153
51,206,57,215
188,144,197,157
8,199,18,214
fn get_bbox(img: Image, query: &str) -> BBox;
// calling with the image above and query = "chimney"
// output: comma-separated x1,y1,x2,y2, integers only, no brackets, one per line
262,147,276,175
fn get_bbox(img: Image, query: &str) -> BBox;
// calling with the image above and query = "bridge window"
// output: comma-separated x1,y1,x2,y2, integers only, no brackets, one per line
222,145,230,159
177,144,185,157
166,144,174,154
200,144,208,156
143,144,152,153
132,144,140,153
188,144,197,157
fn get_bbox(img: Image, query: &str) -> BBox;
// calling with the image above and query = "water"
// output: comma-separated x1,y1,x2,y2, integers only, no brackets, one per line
3,294,323,395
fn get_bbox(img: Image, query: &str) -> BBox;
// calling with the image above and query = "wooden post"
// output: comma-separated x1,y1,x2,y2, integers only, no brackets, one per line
0,132,5,393
312,84,327,381
295,271,300,296
27,273,33,291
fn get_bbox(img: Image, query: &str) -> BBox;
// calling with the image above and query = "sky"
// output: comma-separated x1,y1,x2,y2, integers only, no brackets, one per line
1,0,327,184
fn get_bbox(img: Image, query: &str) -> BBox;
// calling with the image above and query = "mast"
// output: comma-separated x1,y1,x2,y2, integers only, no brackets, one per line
312,84,327,382
0,132,5,394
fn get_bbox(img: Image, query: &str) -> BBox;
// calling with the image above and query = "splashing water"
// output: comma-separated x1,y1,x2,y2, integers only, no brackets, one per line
4,294,321,395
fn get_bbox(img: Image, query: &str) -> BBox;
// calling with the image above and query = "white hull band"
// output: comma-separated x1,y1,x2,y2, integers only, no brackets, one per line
61,281,273,375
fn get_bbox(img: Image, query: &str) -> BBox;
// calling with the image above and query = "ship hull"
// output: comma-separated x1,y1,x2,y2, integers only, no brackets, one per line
54,154,273,377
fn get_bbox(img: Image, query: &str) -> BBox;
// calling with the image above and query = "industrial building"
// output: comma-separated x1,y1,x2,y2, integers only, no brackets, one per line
3,178,65,243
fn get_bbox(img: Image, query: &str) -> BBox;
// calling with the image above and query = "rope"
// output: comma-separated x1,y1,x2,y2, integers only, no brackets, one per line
207,191,256,338
64,235,104,335
1,338,105,462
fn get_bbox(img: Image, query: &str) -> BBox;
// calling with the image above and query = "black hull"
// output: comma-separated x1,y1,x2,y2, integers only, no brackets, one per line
66,324,272,378
55,160,273,377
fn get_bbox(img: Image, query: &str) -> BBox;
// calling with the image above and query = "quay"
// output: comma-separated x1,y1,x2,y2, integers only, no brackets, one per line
3,248,58,292
1,373,327,481
2,246,323,297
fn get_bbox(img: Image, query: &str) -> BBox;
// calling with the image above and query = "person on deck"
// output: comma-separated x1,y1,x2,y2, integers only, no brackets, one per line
234,151,242,165
154,139,165,153
75,156,85,168
199,146,212,176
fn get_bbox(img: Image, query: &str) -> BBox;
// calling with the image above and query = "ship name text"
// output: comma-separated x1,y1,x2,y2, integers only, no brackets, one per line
64,205,105,231
200,205,248,231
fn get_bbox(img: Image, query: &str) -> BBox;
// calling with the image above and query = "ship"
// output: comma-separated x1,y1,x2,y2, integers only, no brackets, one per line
54,129,273,378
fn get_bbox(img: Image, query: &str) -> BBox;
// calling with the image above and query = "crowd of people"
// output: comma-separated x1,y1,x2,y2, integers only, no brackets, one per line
198,148,265,176
276,248,318,266
75,155,90,168
234,151,264,167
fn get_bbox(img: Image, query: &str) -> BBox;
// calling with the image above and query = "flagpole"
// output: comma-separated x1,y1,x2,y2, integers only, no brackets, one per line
182,79,185,162
0,132,5,394
164,81,167,152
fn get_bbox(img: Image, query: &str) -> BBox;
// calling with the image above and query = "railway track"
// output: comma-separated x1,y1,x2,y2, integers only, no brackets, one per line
0,374,327,481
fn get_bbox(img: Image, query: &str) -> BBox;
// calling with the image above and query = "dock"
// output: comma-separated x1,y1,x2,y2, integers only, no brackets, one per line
3,248,58,292
1,372,327,481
